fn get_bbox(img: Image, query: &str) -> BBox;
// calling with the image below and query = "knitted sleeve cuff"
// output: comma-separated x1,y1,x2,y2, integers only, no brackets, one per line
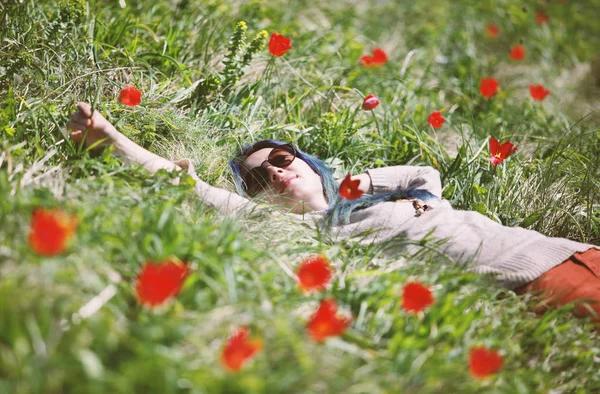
366,166,442,198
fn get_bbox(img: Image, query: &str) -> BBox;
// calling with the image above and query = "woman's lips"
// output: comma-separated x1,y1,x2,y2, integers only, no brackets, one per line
280,175,298,193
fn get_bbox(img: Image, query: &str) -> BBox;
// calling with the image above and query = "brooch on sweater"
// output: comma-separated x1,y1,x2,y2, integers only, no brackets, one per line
395,198,432,216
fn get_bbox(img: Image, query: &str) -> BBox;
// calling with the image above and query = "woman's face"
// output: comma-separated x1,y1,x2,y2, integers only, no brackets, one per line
242,147,329,213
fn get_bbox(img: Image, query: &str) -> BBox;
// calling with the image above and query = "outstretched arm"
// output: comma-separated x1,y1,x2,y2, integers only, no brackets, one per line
67,102,258,216
68,102,179,173
349,165,442,199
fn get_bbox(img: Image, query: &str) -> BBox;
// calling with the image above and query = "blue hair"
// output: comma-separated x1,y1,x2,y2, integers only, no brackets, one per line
228,140,436,225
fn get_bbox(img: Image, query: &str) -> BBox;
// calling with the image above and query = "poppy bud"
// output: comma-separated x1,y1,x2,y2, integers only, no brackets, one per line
362,94,380,110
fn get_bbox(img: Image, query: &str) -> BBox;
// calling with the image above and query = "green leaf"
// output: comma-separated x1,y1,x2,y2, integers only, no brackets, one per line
518,212,542,228
3,126,15,137
444,151,462,179
472,183,488,196
473,202,487,215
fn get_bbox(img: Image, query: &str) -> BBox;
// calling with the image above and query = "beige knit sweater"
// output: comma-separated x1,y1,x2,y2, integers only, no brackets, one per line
178,160,598,289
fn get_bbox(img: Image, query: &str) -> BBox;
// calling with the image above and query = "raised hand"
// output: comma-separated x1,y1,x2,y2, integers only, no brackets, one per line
66,102,122,149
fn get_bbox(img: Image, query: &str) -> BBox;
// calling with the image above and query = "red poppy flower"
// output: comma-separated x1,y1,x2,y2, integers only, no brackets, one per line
306,299,351,342
469,346,504,378
268,33,292,57
371,48,388,65
488,137,518,166
428,111,445,128
485,23,500,38
119,86,142,107
362,94,380,110
135,259,190,307
359,48,388,67
297,255,333,293
358,54,374,67
28,208,78,256
401,282,434,313
535,10,549,25
479,77,499,99
339,173,364,200
509,45,525,61
221,327,263,372
529,84,550,101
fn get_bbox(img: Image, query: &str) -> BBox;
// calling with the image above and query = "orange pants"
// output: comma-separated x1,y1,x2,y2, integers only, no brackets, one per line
515,248,600,322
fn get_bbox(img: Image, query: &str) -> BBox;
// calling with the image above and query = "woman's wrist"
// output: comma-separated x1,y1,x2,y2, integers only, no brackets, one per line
352,173,373,194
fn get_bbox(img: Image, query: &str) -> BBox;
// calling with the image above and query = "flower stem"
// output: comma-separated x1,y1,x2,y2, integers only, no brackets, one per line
371,110,381,135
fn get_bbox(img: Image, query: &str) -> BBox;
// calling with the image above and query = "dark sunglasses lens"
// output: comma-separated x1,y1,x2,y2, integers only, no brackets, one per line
269,145,295,167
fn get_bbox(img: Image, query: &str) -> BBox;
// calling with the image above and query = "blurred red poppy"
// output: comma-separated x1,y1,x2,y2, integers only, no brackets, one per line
135,259,190,307
469,346,503,378
359,48,388,67
306,299,351,342
221,327,263,372
535,10,549,25
402,282,434,313
119,86,142,107
371,48,388,65
358,54,373,67
339,173,364,200
509,45,525,61
28,208,78,256
485,23,500,38
529,84,550,101
297,255,333,293
489,137,518,166
480,77,499,98
268,33,292,57
428,111,445,128
362,94,380,110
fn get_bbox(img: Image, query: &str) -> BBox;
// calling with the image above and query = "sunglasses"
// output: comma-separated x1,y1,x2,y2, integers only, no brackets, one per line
242,144,297,196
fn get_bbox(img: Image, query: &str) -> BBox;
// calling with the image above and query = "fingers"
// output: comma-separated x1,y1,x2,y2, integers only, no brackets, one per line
69,130,83,144
68,103,95,146
71,112,92,127
66,121,87,145
77,102,93,118
66,120,87,133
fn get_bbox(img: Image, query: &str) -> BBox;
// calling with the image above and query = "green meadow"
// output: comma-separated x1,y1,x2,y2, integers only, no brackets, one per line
1,0,600,392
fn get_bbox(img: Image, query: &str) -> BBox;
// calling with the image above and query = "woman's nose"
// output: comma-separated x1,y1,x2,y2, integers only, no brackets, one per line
265,165,284,183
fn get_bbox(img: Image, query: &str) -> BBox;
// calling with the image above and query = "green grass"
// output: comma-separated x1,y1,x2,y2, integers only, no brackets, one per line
1,0,600,392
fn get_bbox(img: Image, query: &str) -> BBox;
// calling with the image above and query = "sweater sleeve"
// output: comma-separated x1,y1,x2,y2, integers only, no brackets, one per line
365,165,442,199
175,159,260,216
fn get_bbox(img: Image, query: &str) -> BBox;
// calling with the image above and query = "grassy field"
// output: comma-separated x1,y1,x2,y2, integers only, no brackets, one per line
1,0,600,392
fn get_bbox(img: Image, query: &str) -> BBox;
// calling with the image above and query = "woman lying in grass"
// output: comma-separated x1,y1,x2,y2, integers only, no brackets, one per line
68,102,600,323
